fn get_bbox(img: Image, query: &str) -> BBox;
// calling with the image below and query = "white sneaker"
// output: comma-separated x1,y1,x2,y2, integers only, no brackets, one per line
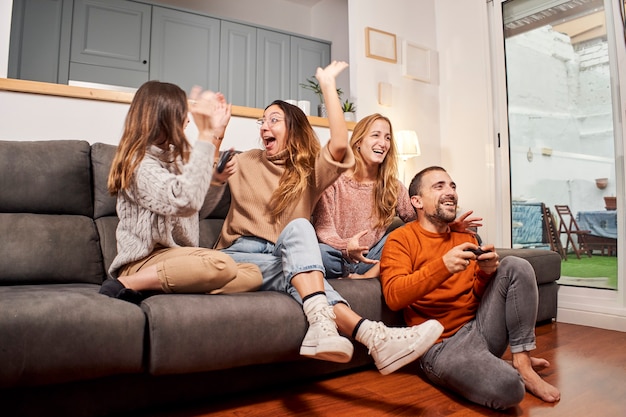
363,320,444,375
299,305,354,363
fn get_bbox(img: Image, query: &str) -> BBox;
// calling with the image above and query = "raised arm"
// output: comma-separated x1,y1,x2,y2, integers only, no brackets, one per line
315,61,349,161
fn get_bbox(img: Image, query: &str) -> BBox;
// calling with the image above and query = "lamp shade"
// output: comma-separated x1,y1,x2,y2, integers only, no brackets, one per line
395,130,421,159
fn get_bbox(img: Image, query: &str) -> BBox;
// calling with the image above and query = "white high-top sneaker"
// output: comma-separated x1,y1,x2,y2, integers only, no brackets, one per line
300,295,354,363
357,319,444,375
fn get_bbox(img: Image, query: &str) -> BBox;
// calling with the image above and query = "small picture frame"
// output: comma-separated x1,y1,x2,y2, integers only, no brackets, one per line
403,41,432,83
365,27,397,63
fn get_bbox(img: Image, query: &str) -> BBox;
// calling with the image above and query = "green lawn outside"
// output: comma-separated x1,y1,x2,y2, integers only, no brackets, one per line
559,255,618,289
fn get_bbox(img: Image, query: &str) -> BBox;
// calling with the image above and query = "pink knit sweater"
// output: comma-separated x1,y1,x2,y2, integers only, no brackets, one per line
312,173,415,252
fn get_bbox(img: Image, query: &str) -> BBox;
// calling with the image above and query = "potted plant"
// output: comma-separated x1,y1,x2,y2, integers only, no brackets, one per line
299,77,342,117
342,99,356,122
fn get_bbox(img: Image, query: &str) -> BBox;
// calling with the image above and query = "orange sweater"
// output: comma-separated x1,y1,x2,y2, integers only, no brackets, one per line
379,221,491,342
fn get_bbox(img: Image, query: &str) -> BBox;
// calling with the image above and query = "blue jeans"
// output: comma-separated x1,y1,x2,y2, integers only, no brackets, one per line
319,234,388,278
221,218,347,305
418,256,538,410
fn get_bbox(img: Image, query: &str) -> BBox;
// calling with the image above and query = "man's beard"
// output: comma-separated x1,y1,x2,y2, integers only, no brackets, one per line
425,204,457,225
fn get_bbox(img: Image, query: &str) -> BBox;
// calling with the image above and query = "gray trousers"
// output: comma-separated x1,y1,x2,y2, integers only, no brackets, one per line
418,256,538,410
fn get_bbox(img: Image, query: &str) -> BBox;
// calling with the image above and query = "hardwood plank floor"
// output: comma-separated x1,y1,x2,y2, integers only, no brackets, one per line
141,322,626,417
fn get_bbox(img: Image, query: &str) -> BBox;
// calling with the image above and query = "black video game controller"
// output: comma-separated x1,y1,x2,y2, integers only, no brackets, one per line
464,247,492,257
216,150,235,173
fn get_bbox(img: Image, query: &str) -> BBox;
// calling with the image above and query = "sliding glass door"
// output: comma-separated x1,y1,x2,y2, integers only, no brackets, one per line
495,0,624,290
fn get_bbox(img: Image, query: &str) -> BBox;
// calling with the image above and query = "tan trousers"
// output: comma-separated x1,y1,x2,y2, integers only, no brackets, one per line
120,247,261,294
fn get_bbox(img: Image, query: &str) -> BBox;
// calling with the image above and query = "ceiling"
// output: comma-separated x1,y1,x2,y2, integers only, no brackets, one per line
503,0,608,42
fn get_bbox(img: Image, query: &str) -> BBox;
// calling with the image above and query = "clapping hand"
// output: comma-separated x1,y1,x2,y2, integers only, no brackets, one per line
188,86,232,144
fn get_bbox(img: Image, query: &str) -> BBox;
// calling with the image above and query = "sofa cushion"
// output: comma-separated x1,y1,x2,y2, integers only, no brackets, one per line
0,213,104,285
0,284,145,388
0,140,93,216
91,142,118,219
198,218,225,249
142,278,402,376
95,216,119,278
143,292,306,375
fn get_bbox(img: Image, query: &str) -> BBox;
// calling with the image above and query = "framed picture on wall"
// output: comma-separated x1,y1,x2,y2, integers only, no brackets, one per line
365,27,397,63
402,41,433,83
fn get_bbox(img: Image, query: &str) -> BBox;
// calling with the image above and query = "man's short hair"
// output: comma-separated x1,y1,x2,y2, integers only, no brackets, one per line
408,166,447,197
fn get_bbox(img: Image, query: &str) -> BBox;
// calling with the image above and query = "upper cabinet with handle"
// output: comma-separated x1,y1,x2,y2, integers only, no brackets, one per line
69,0,151,88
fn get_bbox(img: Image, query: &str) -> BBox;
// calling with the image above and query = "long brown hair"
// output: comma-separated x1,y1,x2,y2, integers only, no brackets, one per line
267,100,321,220
108,81,190,194
350,113,400,229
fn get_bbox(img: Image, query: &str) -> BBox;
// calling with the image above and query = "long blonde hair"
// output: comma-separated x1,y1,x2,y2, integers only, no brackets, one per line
350,113,400,229
267,100,321,220
108,81,190,194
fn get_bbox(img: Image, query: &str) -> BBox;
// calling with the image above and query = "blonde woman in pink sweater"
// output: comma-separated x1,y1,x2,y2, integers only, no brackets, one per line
312,113,481,279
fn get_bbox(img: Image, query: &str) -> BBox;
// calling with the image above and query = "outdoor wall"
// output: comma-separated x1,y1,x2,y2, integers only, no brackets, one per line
507,27,617,214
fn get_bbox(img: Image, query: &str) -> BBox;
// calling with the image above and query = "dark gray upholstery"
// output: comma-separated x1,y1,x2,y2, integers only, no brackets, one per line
90,142,117,219
0,284,145,388
0,140,93,216
0,140,561,417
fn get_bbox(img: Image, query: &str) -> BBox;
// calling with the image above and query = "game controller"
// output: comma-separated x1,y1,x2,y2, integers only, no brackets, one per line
216,149,235,173
464,247,492,257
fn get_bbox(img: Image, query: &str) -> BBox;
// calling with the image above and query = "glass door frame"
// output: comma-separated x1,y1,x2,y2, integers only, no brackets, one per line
488,0,626,330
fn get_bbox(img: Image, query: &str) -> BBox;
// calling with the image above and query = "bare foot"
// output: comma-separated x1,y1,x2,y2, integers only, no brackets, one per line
513,352,560,403
506,356,550,371
530,356,550,370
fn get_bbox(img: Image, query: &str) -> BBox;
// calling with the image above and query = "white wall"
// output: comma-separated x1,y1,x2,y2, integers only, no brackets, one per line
347,0,441,183
0,88,336,151
434,0,500,246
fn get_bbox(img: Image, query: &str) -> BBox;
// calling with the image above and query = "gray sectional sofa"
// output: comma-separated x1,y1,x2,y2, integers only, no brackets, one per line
0,140,561,417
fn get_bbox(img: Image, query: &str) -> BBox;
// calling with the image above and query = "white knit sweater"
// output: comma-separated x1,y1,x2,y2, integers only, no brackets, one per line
108,140,218,277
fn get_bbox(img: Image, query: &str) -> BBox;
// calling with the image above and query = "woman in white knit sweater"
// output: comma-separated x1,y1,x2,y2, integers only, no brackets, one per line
99,80,261,302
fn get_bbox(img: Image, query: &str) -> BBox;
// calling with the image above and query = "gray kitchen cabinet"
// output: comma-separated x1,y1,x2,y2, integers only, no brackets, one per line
150,6,221,94
291,36,331,110
69,0,151,88
256,29,291,108
219,21,257,108
8,0,73,84
8,0,331,109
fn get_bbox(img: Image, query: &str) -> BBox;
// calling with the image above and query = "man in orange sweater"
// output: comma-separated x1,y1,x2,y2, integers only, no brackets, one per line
380,166,560,410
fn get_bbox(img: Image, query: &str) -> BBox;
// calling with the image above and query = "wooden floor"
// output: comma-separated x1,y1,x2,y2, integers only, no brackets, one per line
143,322,626,417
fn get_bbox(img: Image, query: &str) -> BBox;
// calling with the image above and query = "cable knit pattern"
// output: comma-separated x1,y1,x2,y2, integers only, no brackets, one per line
312,173,415,251
216,143,355,249
109,140,216,277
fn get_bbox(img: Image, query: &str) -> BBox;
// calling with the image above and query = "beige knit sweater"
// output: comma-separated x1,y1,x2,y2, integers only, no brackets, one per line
215,144,355,248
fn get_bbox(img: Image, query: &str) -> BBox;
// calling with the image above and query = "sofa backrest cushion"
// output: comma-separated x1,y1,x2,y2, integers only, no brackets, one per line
0,140,93,216
91,142,118,219
0,140,105,285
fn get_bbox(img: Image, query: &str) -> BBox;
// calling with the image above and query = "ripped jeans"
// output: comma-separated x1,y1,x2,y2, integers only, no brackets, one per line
418,256,539,410
221,218,347,305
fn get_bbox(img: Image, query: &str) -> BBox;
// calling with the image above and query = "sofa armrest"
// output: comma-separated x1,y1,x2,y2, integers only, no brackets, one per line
497,248,561,285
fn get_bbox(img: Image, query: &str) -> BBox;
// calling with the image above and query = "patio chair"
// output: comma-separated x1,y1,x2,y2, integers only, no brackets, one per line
554,204,592,259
